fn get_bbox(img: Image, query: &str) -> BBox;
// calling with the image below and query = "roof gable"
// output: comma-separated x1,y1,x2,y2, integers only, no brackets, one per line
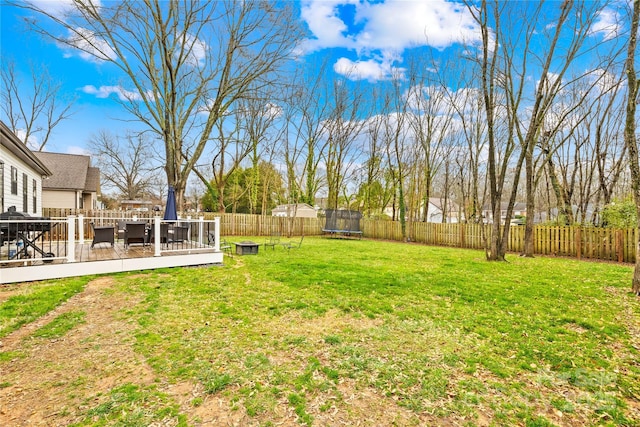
34,152,92,191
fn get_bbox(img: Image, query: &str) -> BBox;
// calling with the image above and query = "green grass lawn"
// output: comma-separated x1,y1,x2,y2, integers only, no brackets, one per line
1,237,639,426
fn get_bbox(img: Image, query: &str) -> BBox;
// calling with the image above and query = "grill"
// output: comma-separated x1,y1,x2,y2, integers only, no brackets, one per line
0,209,52,238
0,208,55,261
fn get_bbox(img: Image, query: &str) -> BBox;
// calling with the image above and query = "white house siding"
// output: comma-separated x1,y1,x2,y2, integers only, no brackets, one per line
0,145,44,216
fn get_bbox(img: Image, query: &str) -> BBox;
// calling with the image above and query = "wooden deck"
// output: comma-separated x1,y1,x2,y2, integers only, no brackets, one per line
0,240,224,284
76,242,147,262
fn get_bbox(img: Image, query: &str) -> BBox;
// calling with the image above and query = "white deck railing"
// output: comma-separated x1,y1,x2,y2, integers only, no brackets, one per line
0,216,223,284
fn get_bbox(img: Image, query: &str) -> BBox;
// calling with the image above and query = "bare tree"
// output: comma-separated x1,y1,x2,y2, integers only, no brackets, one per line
279,61,332,208
323,79,367,210
358,108,393,217
623,0,640,296
19,0,302,210
239,98,282,215
0,60,74,151
589,72,628,221
380,83,412,239
407,85,454,223
465,0,612,260
191,103,254,213
88,130,160,200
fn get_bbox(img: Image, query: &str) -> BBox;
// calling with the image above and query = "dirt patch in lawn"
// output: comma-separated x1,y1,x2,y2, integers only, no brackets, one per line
0,277,155,426
0,280,457,426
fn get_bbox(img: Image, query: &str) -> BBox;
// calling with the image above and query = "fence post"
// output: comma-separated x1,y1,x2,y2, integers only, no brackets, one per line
575,227,581,260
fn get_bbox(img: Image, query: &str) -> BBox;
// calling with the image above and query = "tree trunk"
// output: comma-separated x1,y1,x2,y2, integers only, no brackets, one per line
624,0,640,295
522,144,535,257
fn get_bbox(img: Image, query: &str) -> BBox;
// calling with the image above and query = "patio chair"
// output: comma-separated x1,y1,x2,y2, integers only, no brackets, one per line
171,224,189,243
207,231,232,255
148,223,170,248
281,235,304,251
90,222,115,248
124,222,148,248
117,220,127,241
264,233,280,250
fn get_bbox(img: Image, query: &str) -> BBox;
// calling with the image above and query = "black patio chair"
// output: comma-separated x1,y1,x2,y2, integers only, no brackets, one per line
148,223,171,248
171,224,189,243
117,220,127,241
124,222,148,248
90,222,115,249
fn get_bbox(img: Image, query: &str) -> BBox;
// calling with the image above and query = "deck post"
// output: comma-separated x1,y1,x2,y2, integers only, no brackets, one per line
198,216,204,245
67,216,76,263
154,217,161,257
78,214,85,244
214,217,220,252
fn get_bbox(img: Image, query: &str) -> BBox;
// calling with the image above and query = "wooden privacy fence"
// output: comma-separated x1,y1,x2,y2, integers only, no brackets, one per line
43,210,638,263
362,220,637,263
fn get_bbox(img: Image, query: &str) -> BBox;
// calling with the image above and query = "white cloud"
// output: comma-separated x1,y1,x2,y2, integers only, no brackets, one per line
354,0,480,52
302,0,479,53
14,129,40,150
179,32,208,66
590,8,620,41
28,0,102,20
264,102,283,120
81,85,151,102
536,72,563,94
334,57,405,81
300,0,481,81
589,67,623,96
27,2,114,63
63,27,117,62
300,0,358,52
65,145,91,155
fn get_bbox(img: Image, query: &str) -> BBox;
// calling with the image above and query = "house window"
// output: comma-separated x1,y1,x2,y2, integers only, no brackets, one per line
23,173,28,212
33,179,37,214
0,161,4,212
11,166,17,195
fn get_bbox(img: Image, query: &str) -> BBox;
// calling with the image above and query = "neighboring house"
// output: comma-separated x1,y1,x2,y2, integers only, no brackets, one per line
33,152,101,210
383,198,463,223
481,202,527,224
120,200,154,211
533,205,599,225
424,197,463,223
0,121,52,215
272,203,317,218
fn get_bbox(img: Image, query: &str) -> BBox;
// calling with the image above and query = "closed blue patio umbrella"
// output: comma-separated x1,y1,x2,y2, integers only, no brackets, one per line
164,185,178,221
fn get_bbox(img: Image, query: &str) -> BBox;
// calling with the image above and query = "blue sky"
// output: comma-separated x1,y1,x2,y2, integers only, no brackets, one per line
0,0,624,156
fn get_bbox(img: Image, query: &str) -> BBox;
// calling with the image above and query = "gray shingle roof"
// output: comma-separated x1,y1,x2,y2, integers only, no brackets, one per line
33,152,96,192
85,167,100,192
